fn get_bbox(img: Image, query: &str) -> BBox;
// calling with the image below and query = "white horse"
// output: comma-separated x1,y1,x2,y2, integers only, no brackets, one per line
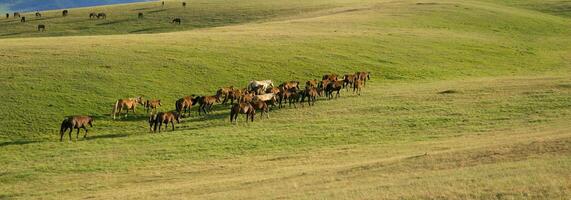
247,80,274,94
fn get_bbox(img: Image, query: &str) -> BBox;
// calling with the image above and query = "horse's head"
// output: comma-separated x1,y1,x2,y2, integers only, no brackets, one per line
367,72,371,80
88,117,94,127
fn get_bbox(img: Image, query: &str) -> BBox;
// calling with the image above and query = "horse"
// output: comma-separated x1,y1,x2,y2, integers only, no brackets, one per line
175,96,198,117
20,17,25,23
355,71,371,86
306,79,318,89
5,13,8,19
230,102,255,124
60,116,93,141
172,18,181,24
301,87,318,106
247,80,274,95
37,24,45,32
217,86,234,104
318,79,330,90
240,93,255,103
326,81,343,99
13,12,20,18
226,88,244,105
353,78,364,95
162,1,165,6
279,81,300,91
97,13,106,19
182,2,187,7
197,94,221,115
279,87,300,108
153,112,181,133
265,87,280,95
322,74,339,82
111,96,143,119
138,12,144,19
144,99,161,113
250,100,269,119
343,74,357,90
35,12,41,17
89,13,97,19
62,10,68,17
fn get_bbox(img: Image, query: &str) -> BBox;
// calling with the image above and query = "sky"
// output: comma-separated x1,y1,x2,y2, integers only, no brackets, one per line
0,0,153,12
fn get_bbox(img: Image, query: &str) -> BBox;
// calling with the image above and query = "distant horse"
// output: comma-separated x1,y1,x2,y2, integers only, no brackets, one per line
306,79,318,89
162,1,165,6
111,96,143,119
353,78,364,95
355,71,371,86
265,87,280,95
89,13,97,19
322,74,339,82
97,13,106,19
62,10,68,17
5,13,8,19
343,74,357,90
172,18,181,24
226,88,245,105
14,12,20,18
247,80,274,94
60,116,93,141
20,17,25,23
301,87,318,106
144,99,161,113
318,79,330,89
217,86,234,104
279,87,300,108
326,81,343,99
279,81,300,90
240,93,255,103
197,94,221,115
230,102,255,124
182,2,187,7
175,96,198,117
250,100,269,119
37,24,46,32
35,12,41,17
138,12,144,19
153,111,181,133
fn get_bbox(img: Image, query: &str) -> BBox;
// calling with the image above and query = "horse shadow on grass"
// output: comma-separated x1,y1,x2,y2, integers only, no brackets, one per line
0,140,40,147
130,27,163,33
85,133,128,141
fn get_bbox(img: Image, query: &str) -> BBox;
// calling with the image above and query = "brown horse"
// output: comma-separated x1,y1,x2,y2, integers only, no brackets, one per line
138,12,144,19
279,87,300,108
326,81,343,99
144,99,162,113
37,24,45,32
97,13,106,19
301,87,318,106
266,87,280,95
197,94,221,115
112,96,143,119
250,100,270,119
175,96,198,117
182,2,187,7
230,102,255,123
343,74,357,90
153,112,181,133
240,93,255,103
5,13,8,19
306,79,318,89
20,16,25,23
318,79,330,90
62,10,68,17
89,12,97,19
353,78,364,95
172,18,181,24
217,86,234,104
14,12,20,18
322,74,339,82
355,71,371,86
226,88,245,105
279,81,300,90
35,12,41,17
60,116,93,141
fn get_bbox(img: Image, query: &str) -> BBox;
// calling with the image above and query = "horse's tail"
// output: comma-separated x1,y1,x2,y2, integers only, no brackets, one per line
111,100,119,119
175,100,181,113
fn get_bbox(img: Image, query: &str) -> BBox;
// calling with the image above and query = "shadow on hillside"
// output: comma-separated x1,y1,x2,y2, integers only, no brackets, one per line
85,133,128,140
0,32,25,37
130,27,163,33
0,140,40,147
97,19,132,26
147,9,167,14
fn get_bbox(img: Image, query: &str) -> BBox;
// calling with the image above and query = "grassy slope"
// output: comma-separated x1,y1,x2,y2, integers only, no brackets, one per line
0,0,570,198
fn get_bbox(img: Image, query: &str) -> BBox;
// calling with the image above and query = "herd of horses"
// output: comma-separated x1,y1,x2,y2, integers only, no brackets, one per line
59,72,371,141
4,1,186,32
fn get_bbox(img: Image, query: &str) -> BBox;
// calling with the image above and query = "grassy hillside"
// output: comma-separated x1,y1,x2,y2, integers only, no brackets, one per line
0,0,570,198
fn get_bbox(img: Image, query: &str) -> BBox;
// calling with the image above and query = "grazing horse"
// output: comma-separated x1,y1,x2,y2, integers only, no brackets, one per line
217,86,234,104
89,13,97,19
279,87,300,108
138,12,144,19
197,94,221,115
355,71,371,86
111,96,143,119
353,78,364,95
182,2,187,7
35,12,41,17
60,116,93,141
153,112,181,133
250,100,269,119
280,81,300,91
144,99,161,113
230,102,255,123
301,87,318,106
20,17,25,23
14,12,20,18
322,74,339,82
306,79,318,89
175,96,198,117
326,81,343,99
5,13,8,19
97,13,106,19
162,1,165,6
37,24,45,32
172,18,181,24
343,74,357,90
247,80,274,95
62,10,68,17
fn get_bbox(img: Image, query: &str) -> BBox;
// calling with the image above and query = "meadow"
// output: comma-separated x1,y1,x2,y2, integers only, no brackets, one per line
0,0,570,199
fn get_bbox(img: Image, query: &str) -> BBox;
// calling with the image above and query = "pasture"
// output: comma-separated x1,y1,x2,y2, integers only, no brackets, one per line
0,0,570,199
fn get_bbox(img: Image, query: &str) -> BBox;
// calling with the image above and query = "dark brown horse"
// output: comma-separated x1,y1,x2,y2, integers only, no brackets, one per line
301,86,318,106
112,97,143,119
279,87,300,108
326,81,343,99
266,87,280,95
175,96,198,117
230,102,255,123
217,86,234,104
153,112,181,133
62,10,68,17
97,13,106,19
172,18,181,24
318,79,330,90
197,94,221,115
343,74,357,90
37,24,45,32
355,71,371,86
138,12,144,19
250,100,269,119
20,16,25,23
13,12,20,18
60,116,93,141
5,13,8,19
144,99,162,113
89,12,97,19
182,2,187,7
35,12,41,17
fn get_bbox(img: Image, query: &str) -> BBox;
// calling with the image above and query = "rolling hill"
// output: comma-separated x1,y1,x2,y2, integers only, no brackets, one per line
0,0,570,199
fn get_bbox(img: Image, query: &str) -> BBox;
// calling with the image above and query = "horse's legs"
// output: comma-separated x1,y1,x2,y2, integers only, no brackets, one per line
171,121,175,131
60,128,66,142
158,122,162,133
83,127,88,138
76,128,80,140
68,128,73,141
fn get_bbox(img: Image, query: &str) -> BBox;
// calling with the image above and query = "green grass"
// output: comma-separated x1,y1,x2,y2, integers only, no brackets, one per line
0,0,570,198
